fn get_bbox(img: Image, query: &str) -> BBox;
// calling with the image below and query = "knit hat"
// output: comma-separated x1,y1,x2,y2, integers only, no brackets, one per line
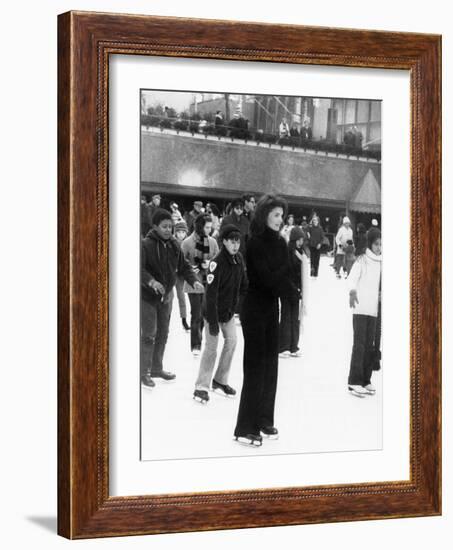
289,226,305,242
367,227,381,248
220,224,241,241
174,221,188,233
343,216,351,224
371,218,379,227
152,208,172,226
193,201,203,207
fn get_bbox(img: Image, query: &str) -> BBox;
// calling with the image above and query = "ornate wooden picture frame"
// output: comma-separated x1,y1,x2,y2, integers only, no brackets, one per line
58,11,441,539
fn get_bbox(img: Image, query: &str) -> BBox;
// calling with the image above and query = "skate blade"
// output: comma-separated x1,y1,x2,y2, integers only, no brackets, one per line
193,396,208,404
152,375,177,384
234,436,262,447
141,384,154,391
348,389,366,398
212,388,235,398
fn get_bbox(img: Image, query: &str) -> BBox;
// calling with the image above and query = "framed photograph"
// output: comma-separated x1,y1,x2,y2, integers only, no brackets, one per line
58,11,441,539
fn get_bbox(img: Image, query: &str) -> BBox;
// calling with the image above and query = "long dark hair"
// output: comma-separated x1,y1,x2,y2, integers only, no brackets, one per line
194,213,212,237
250,194,288,237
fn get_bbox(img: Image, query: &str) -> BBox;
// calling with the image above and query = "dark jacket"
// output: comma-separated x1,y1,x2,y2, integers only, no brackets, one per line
287,242,303,299
245,226,297,301
203,247,247,329
183,209,198,234
309,224,325,247
141,229,197,304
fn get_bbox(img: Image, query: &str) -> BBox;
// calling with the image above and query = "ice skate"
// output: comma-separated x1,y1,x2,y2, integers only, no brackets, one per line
181,318,190,332
152,370,176,382
260,426,279,440
363,383,376,395
192,348,201,357
290,351,302,358
212,379,236,397
234,434,262,447
348,385,368,398
279,350,290,359
141,372,155,390
193,389,209,404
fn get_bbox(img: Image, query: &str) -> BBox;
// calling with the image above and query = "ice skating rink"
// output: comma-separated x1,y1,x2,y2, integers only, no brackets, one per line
141,256,382,461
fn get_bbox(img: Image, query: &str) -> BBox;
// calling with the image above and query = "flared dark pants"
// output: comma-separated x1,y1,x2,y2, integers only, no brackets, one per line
234,295,279,437
347,314,377,387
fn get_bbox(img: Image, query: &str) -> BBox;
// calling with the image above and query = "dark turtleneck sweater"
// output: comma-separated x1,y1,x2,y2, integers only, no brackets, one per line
245,226,297,301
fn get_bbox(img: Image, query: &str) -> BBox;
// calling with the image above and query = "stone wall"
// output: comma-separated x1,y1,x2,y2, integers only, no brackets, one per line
141,131,381,207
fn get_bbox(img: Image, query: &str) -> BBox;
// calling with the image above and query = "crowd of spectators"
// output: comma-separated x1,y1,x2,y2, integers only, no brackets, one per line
141,107,381,161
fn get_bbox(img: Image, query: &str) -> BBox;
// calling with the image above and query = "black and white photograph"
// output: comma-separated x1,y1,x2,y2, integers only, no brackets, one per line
139,89,382,460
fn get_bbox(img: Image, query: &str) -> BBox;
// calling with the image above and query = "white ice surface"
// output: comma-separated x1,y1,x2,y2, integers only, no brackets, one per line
141,255,382,461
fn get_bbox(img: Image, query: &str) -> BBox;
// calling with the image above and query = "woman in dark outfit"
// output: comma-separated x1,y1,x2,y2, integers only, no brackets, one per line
234,194,297,447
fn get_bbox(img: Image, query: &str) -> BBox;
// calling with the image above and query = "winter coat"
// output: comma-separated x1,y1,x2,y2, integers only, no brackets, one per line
180,232,219,293
141,229,197,304
203,247,247,330
308,225,325,248
348,248,381,316
245,226,298,302
335,226,354,254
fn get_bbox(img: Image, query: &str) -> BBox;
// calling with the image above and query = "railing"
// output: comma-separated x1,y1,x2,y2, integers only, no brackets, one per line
141,114,381,162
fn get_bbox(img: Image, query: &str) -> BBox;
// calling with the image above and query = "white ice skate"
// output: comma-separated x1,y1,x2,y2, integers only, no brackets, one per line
234,434,263,447
363,383,376,395
348,385,368,398
260,426,279,440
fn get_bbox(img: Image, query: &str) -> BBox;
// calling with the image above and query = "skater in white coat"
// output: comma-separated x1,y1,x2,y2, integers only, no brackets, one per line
347,228,382,397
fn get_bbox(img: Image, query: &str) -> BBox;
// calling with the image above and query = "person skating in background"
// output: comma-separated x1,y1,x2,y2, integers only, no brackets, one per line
141,209,203,389
181,213,219,356
281,214,295,243
308,215,325,278
347,228,382,398
343,239,356,277
334,216,353,278
300,220,311,258
169,201,183,224
206,202,221,239
242,193,256,222
234,194,298,447
355,223,368,256
141,195,151,238
173,221,190,332
184,200,203,234
193,225,247,404
279,226,309,359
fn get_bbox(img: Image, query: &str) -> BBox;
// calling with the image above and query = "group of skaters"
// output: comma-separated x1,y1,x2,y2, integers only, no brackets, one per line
141,192,382,447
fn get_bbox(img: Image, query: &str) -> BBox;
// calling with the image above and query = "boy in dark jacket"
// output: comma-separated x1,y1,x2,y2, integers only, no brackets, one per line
193,225,247,404
141,209,203,388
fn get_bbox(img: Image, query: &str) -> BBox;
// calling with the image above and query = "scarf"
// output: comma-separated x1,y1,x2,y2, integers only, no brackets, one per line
194,233,210,285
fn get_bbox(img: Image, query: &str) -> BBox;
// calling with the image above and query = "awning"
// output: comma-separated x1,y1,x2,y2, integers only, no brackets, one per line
349,169,381,213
